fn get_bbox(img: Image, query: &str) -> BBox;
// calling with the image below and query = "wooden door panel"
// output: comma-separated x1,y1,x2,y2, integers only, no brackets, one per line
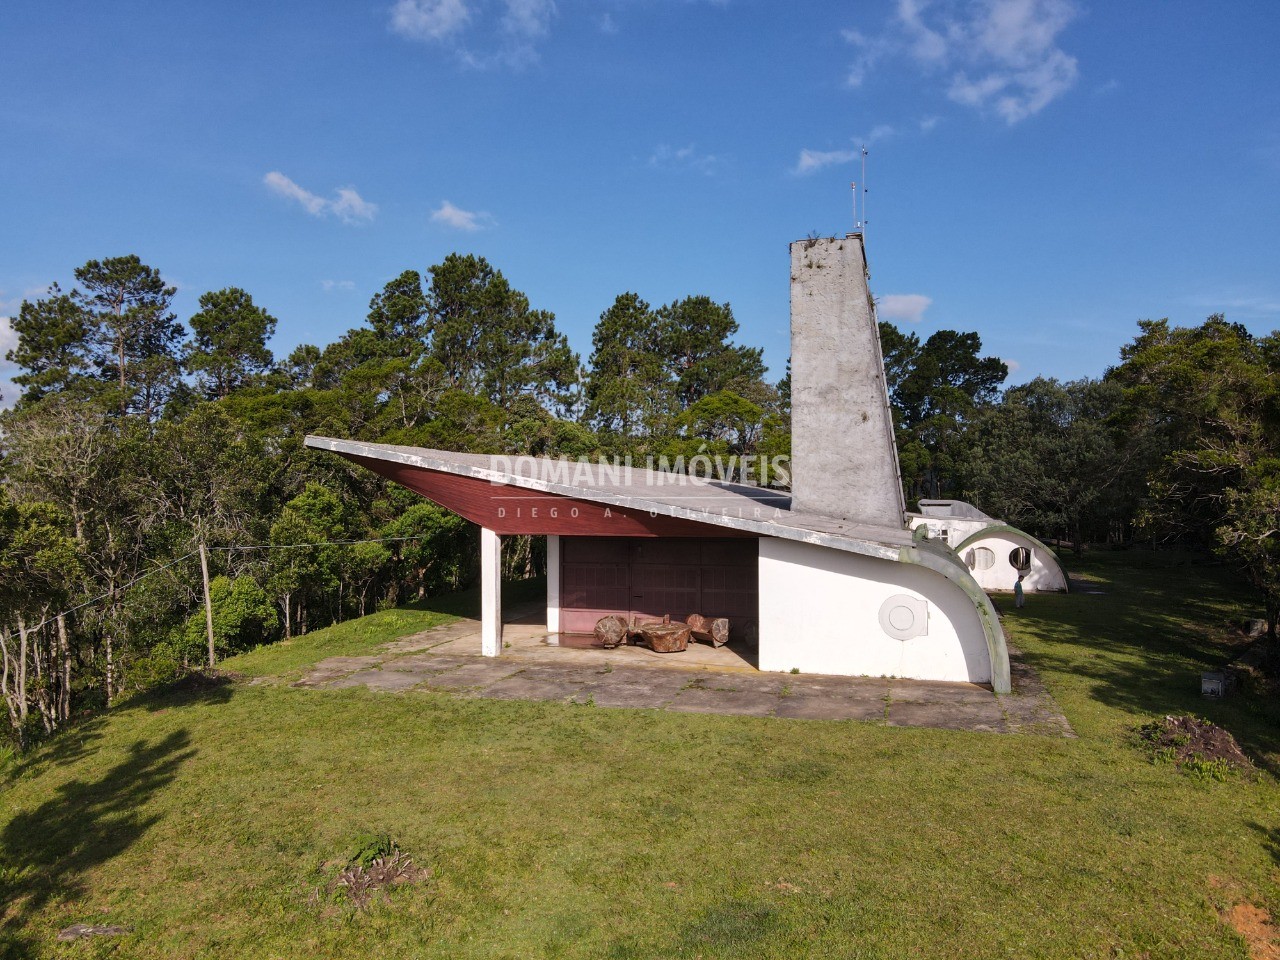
558,537,759,640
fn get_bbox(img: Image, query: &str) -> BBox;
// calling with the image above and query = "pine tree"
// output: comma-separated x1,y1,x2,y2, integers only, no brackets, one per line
185,287,277,399
73,255,181,418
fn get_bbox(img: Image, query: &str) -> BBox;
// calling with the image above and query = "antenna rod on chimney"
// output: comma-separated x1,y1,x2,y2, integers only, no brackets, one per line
861,146,869,238
851,181,858,231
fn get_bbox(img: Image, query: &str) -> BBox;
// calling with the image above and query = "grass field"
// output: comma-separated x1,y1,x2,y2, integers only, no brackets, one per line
1,553,1278,958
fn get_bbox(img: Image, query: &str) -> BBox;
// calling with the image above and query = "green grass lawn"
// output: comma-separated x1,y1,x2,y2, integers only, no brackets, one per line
221,577,547,680
2,555,1278,959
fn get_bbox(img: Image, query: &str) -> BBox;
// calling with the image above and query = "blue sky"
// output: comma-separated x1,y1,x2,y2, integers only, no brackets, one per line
2,0,1278,404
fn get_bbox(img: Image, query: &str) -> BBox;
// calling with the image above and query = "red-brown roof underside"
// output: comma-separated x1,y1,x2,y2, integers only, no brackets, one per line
342,453,756,538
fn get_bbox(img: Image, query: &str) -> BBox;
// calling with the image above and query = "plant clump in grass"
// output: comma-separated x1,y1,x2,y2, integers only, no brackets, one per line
315,836,431,912
1136,714,1255,780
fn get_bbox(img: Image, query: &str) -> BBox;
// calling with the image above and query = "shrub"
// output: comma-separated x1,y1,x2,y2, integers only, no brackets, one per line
347,832,395,868
181,575,280,658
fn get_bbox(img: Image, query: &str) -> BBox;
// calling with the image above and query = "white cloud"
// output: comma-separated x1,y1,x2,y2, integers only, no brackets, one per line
390,0,554,69
794,148,858,176
0,315,18,410
598,12,618,34
390,0,471,40
843,0,1080,124
430,200,494,231
1002,357,1021,373
321,279,356,293
841,27,892,87
264,171,327,216
330,187,378,224
950,47,1077,124
263,173,377,225
501,0,555,38
794,124,904,176
649,143,720,175
877,293,933,324
0,314,17,357
896,0,949,64
861,123,897,144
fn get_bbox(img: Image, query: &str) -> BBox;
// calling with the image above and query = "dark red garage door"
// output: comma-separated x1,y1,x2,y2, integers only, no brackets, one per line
560,537,758,642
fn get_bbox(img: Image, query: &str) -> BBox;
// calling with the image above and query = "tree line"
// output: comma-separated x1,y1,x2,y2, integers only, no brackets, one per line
1,251,1276,746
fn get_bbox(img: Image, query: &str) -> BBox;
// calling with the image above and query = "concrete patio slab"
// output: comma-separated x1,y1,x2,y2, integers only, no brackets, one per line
887,699,1007,733
888,679,996,705
324,669,427,692
774,695,887,722
783,675,891,700
666,688,781,717
384,653,473,674
287,610,1072,737
421,661,523,690
476,674,586,702
571,683,681,709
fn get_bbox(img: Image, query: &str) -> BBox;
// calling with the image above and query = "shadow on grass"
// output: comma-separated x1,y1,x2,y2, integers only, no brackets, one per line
607,900,782,960
3,674,234,790
0,729,196,957
1006,550,1280,772
1246,822,1280,868
402,575,547,620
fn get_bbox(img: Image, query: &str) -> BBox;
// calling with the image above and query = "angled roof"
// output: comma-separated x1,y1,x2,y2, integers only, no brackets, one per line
305,436,915,560
914,499,994,521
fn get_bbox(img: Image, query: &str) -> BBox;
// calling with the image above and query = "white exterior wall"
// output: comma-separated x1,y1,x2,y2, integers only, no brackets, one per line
962,531,1067,593
911,515,988,548
758,538,993,684
908,517,1068,593
546,534,561,643
480,527,502,657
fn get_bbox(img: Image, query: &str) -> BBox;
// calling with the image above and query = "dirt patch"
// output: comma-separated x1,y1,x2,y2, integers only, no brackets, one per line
1136,715,1254,776
312,845,430,912
1223,902,1280,960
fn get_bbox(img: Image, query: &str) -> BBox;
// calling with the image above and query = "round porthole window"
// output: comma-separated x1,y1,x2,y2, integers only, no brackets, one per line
1009,547,1032,572
967,546,995,571
878,595,929,641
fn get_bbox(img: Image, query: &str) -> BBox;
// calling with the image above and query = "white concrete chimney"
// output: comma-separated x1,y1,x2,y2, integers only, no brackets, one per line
789,234,906,527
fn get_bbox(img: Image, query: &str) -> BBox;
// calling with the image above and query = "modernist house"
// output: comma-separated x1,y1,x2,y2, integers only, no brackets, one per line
307,235,1012,692
909,500,1070,594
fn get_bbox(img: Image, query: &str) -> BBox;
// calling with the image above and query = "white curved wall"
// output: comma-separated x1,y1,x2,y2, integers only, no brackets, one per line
961,532,1067,593
758,538,992,684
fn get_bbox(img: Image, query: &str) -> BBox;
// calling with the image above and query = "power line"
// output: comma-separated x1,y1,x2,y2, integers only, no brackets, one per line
14,535,444,637
212,535,435,552
18,551,198,636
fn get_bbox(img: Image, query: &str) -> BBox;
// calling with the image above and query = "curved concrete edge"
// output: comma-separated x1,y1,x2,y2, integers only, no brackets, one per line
952,524,1070,594
899,538,1012,694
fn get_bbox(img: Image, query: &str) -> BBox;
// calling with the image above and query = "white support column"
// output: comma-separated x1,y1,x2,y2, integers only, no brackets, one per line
546,534,561,643
481,527,502,657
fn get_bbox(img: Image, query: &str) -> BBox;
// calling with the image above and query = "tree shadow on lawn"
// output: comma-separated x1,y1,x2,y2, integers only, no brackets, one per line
1246,822,1280,869
407,575,547,619
1006,565,1280,773
0,730,196,957
0,679,233,956
4,674,233,786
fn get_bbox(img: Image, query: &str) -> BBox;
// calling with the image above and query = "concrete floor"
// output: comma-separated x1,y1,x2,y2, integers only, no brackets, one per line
291,605,1073,737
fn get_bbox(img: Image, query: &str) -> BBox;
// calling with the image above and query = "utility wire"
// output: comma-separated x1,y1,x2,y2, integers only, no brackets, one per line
212,535,435,551
16,534,442,636
18,551,199,636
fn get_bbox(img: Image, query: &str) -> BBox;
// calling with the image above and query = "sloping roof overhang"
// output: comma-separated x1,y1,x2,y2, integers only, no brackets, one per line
305,436,913,558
